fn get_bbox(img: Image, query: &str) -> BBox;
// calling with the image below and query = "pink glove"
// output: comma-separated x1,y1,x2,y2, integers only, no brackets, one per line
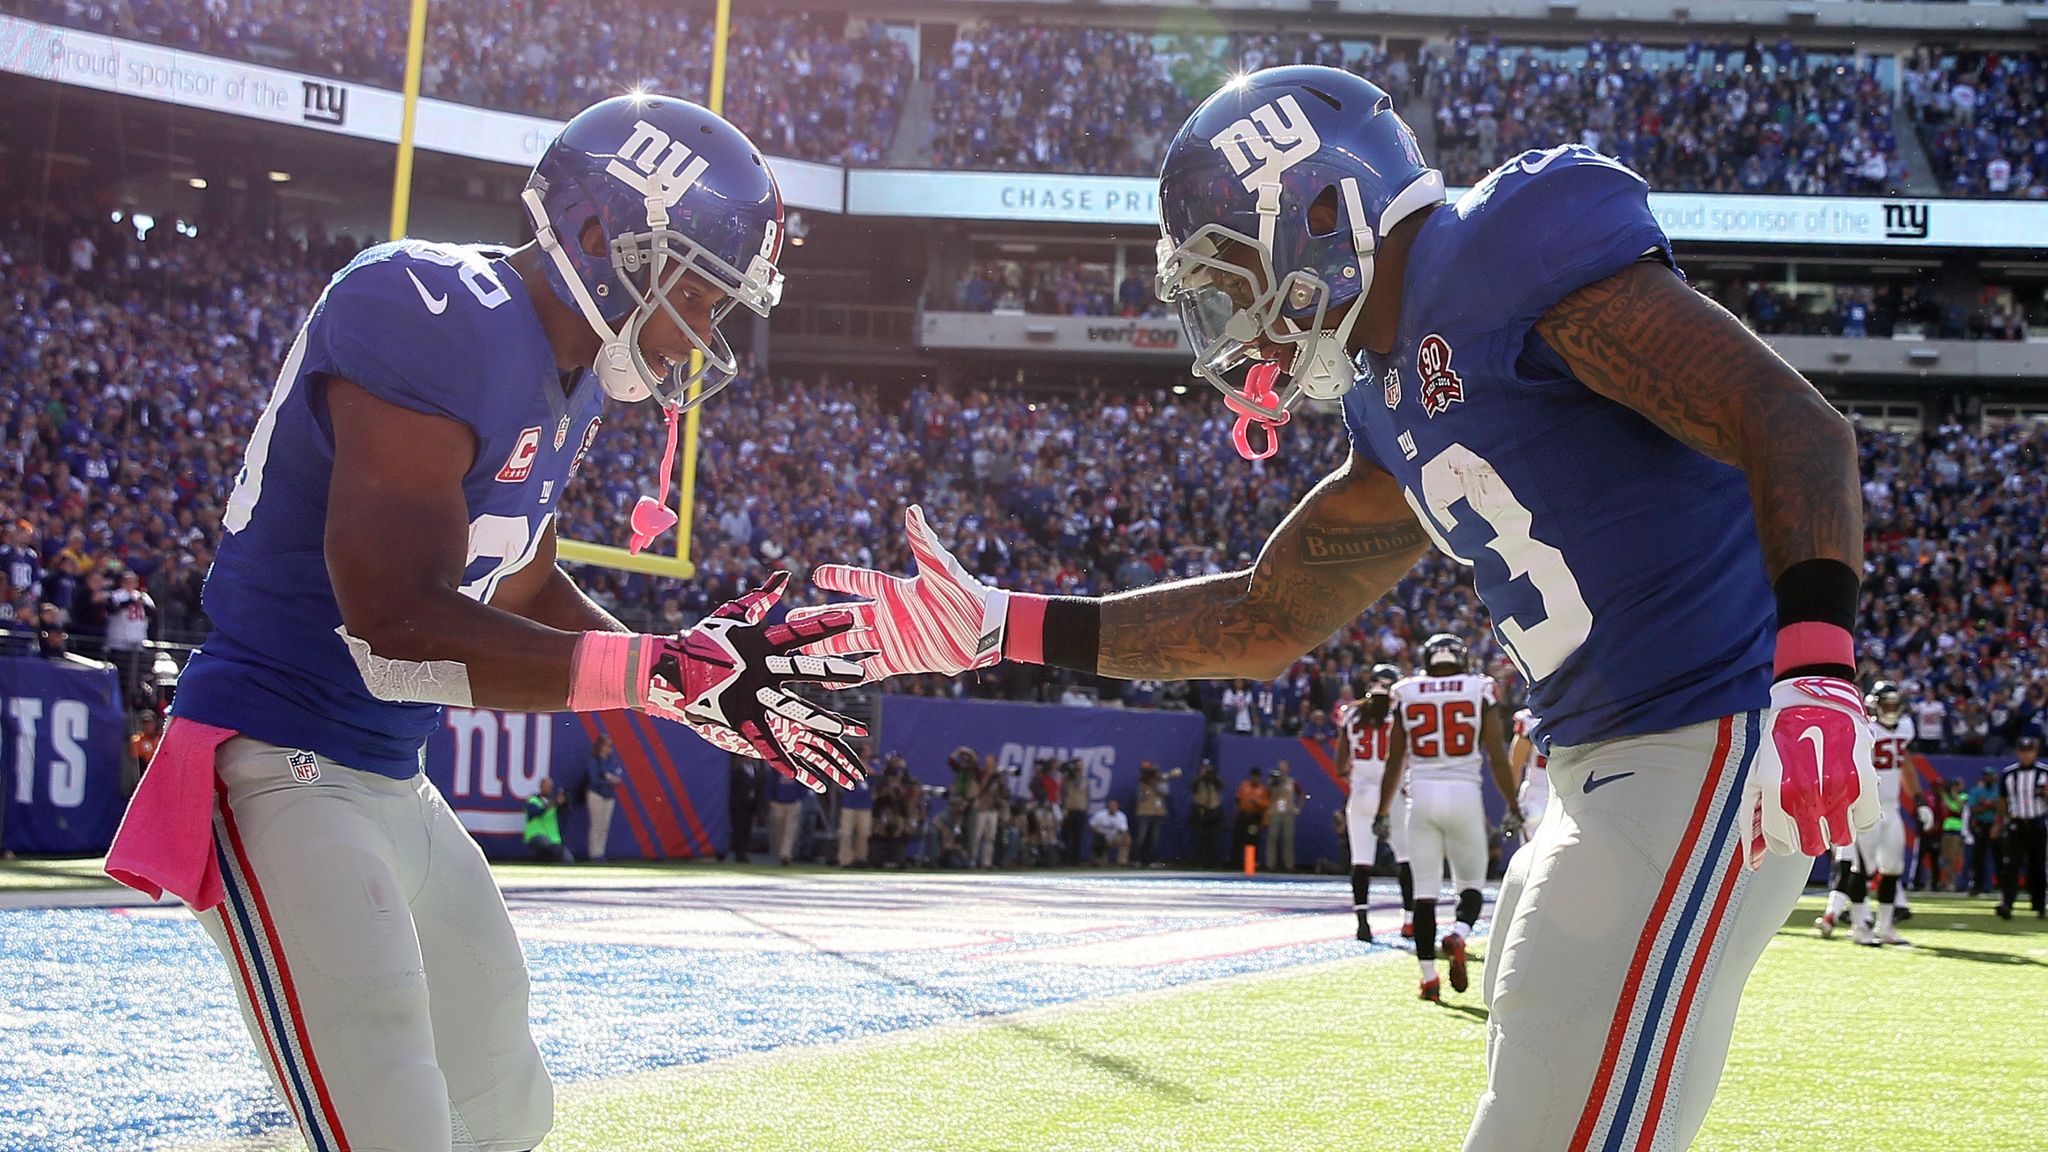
569,572,872,793
785,505,1010,684
1738,676,1879,870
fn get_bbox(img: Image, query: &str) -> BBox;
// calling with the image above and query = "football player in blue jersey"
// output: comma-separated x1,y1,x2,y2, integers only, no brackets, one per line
792,66,1878,1149
103,95,871,1152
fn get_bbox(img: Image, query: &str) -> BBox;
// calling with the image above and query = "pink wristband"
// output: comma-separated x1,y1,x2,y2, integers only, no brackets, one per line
568,631,642,712
1773,622,1853,677
1003,592,1051,666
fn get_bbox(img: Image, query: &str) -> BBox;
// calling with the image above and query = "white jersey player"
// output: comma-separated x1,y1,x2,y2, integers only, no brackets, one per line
1817,681,1923,945
1379,634,1516,1000
1338,663,1405,942
1509,707,1551,838
1861,683,1923,944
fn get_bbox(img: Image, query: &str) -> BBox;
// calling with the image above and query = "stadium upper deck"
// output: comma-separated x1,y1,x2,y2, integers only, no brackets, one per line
3,0,2043,196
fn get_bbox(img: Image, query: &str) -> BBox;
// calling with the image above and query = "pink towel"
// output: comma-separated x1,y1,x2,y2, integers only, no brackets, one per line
104,717,239,911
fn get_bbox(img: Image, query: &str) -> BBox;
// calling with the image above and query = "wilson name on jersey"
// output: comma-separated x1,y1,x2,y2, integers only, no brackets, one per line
1868,716,1915,808
1342,147,1775,754
175,240,606,779
1392,673,1496,784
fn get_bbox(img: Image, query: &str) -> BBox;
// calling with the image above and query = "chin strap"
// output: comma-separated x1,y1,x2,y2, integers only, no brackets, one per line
629,402,683,554
1222,362,1290,461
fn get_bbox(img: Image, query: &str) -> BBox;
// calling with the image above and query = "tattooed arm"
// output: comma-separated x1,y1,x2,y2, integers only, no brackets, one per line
1534,260,1862,578
1096,453,1429,682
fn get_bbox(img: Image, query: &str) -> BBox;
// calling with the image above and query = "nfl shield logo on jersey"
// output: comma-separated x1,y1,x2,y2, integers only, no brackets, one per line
1383,366,1401,410
287,749,320,784
1417,333,1465,417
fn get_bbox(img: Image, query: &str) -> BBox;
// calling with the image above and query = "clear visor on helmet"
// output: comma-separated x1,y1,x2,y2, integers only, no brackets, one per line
1155,225,1336,423
609,225,782,411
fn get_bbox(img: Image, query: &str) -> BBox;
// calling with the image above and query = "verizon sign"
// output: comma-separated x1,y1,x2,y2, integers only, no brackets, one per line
922,312,1189,357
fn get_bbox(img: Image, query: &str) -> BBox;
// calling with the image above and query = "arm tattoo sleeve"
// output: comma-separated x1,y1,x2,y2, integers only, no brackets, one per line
1097,462,1430,681
1535,261,1862,579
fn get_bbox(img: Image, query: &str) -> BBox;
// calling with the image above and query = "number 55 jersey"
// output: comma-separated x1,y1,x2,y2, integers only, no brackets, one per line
1342,146,1774,754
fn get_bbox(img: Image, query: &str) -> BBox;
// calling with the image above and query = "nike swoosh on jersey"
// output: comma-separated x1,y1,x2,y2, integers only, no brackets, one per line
1582,770,1635,794
1519,149,1565,175
406,268,449,314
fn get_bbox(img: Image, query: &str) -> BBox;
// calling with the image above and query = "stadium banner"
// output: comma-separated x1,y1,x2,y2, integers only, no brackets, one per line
850,167,2046,248
424,707,727,860
921,311,1190,357
849,169,1162,226
879,694,1204,807
0,15,845,213
0,656,124,855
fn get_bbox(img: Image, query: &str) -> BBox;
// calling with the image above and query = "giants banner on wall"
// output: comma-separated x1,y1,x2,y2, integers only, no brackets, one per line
879,696,1205,806
423,708,728,860
1,657,125,855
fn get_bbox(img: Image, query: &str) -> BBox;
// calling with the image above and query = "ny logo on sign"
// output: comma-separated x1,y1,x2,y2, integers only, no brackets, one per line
301,81,347,126
1883,203,1930,241
606,120,711,208
1208,95,1321,192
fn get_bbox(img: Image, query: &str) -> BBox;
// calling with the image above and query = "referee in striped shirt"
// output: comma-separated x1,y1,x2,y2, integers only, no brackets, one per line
1997,736,2048,920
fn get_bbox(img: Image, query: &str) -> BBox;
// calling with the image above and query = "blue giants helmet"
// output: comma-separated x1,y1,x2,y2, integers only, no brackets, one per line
520,94,784,408
1156,67,1442,425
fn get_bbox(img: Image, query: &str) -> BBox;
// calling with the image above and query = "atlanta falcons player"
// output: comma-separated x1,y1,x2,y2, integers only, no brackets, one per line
1336,662,1404,941
1379,634,1516,999
1862,682,1925,944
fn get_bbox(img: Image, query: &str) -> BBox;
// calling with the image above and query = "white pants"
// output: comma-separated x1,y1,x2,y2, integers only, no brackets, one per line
1865,810,1906,877
196,737,552,1152
1471,712,1806,1152
1406,777,1487,899
1347,773,1383,868
968,808,1001,867
1519,767,1551,838
1388,781,1411,863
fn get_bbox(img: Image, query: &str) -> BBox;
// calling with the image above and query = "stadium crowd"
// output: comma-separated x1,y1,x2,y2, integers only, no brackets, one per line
1424,34,1901,195
8,0,912,166
944,258,1166,318
925,26,1404,176
25,0,2043,199
4,204,2048,757
1906,48,2048,198
1694,279,2034,341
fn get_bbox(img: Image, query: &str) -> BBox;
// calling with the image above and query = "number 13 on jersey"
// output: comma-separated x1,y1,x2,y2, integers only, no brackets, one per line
1402,442,1593,683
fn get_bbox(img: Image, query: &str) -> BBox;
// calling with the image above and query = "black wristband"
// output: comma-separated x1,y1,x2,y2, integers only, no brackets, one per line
1772,558,1859,631
1040,596,1101,675
1773,558,1859,681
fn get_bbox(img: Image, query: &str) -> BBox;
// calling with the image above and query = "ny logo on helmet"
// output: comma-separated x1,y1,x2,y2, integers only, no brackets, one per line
605,120,711,208
1208,95,1322,193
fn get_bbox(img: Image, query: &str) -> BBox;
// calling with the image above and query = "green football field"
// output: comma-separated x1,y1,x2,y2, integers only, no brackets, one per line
8,859,2042,1152
548,892,2047,1152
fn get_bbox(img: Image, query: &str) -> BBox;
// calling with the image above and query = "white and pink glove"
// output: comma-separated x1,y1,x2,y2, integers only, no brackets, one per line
785,505,1018,683
1738,674,1879,871
568,572,871,792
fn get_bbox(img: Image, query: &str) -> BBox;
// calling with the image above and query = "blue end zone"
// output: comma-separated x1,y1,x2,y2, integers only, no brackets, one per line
1,875,1487,1150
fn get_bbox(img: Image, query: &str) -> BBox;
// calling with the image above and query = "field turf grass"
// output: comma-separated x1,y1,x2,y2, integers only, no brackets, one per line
9,862,2041,1150
548,891,2046,1152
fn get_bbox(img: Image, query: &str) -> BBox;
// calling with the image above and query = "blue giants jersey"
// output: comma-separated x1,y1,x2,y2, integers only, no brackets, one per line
1342,146,1774,750
175,241,606,777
